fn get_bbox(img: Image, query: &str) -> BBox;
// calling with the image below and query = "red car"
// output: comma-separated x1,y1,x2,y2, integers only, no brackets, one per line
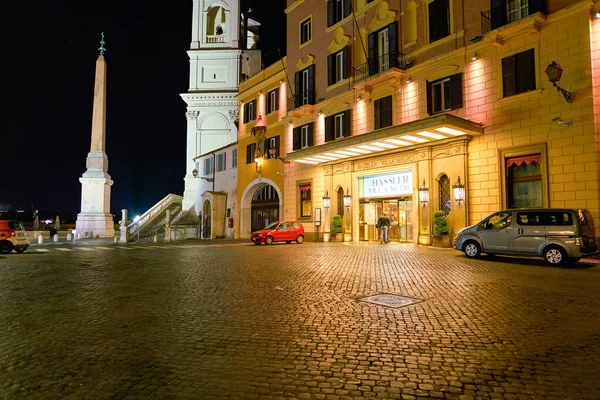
251,220,305,245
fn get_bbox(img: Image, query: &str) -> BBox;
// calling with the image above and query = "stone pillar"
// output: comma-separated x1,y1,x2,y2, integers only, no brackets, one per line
164,210,171,242
119,209,129,243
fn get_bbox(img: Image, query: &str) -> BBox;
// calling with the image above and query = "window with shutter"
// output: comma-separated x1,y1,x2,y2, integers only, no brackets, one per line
267,89,279,114
328,0,349,27
246,143,256,164
328,46,348,86
428,0,449,43
300,17,311,44
368,23,396,76
426,74,463,114
295,66,315,107
374,96,393,130
502,49,535,97
243,100,256,123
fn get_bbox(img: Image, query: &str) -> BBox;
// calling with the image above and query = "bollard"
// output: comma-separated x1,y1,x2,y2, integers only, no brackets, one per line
153,235,158,243
38,234,43,244
53,234,58,242
114,237,118,244
67,233,72,241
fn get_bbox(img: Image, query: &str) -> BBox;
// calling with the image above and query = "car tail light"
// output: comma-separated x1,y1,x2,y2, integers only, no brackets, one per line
575,237,581,246
9,229,15,237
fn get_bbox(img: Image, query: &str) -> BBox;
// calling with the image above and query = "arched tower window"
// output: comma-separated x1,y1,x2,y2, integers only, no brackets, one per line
206,6,227,43
439,175,451,215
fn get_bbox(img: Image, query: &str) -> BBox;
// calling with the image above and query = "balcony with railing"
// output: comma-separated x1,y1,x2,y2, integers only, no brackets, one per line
353,52,406,87
481,11,491,34
206,34,226,44
481,0,546,34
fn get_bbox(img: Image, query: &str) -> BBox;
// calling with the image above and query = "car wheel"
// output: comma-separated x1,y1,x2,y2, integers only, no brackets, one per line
463,241,481,258
0,241,13,254
15,247,27,254
296,235,304,244
544,246,566,265
265,236,274,245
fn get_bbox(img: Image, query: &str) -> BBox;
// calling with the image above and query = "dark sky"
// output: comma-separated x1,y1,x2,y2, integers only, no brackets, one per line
2,0,286,220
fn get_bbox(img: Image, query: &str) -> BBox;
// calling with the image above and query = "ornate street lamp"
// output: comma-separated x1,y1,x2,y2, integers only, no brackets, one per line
453,176,465,204
322,191,330,209
192,168,198,177
418,179,429,206
343,189,351,210
544,61,573,103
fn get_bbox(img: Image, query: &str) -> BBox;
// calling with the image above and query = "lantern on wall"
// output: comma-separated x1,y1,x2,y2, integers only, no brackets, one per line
453,176,465,204
418,180,429,206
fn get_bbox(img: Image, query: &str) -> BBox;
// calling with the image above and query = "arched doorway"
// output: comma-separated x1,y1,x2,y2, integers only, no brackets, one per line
251,184,279,232
202,200,212,239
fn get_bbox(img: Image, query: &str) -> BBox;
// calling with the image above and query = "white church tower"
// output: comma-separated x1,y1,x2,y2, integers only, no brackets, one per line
181,0,260,213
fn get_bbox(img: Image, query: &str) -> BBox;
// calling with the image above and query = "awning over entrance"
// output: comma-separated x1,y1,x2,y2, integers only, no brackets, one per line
286,114,483,164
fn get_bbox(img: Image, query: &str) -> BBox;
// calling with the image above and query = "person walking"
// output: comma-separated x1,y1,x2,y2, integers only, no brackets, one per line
377,212,392,244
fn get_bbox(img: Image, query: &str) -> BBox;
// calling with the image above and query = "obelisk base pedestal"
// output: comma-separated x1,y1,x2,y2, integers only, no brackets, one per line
75,213,115,239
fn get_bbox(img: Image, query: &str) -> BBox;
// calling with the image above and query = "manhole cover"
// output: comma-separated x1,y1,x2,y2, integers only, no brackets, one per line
358,293,422,308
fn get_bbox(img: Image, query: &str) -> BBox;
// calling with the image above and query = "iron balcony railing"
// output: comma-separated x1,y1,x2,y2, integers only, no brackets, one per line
353,52,406,84
481,10,491,34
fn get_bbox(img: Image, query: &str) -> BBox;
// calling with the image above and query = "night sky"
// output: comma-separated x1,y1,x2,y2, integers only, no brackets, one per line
2,0,286,221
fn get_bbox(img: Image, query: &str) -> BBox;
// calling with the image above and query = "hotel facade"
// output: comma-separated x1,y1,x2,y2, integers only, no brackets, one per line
238,0,600,244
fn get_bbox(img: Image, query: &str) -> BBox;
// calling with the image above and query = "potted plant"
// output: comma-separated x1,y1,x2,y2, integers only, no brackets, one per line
331,215,343,242
432,210,451,247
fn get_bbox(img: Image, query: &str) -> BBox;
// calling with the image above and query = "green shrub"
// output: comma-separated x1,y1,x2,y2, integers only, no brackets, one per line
432,210,449,235
331,215,343,233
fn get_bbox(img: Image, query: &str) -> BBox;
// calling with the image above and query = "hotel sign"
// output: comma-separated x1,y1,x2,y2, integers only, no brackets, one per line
361,171,413,197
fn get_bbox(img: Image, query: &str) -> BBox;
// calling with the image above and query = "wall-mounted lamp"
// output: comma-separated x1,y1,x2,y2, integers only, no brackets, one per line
258,90,262,95
322,191,330,209
191,168,214,182
406,76,412,84
418,179,429,206
343,189,351,210
255,156,263,173
545,61,574,103
471,52,478,61
279,79,284,84
453,176,465,204
356,95,362,101
287,121,292,126
551,116,572,128
596,11,600,18
318,110,323,116
268,145,290,164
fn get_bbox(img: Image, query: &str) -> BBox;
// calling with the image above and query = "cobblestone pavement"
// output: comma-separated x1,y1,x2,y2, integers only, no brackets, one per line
0,241,599,399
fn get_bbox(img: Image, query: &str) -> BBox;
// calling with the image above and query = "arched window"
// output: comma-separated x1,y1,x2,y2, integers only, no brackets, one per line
337,187,345,217
439,175,451,215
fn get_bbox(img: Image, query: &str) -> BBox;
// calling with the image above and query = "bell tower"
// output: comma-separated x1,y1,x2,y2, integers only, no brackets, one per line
181,0,244,212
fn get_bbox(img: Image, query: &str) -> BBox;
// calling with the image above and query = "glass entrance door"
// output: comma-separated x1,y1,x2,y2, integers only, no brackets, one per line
359,197,413,243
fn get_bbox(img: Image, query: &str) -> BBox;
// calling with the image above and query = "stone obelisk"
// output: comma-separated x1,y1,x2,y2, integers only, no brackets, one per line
75,33,115,238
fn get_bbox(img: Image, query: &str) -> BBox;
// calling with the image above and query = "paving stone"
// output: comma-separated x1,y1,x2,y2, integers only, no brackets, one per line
0,243,598,399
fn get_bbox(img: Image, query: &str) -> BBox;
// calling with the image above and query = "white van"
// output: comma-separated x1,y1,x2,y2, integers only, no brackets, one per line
454,208,598,265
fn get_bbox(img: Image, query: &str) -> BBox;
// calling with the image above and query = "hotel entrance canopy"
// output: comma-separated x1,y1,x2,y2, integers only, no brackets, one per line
285,114,483,164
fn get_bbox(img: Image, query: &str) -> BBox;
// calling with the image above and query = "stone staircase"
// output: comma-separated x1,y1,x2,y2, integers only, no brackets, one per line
127,194,183,242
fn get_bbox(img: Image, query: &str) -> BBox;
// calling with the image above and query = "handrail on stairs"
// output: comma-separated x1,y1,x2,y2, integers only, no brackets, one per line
128,193,183,234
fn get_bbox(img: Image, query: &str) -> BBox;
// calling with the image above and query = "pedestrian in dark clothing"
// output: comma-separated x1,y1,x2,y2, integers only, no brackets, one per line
376,213,392,243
